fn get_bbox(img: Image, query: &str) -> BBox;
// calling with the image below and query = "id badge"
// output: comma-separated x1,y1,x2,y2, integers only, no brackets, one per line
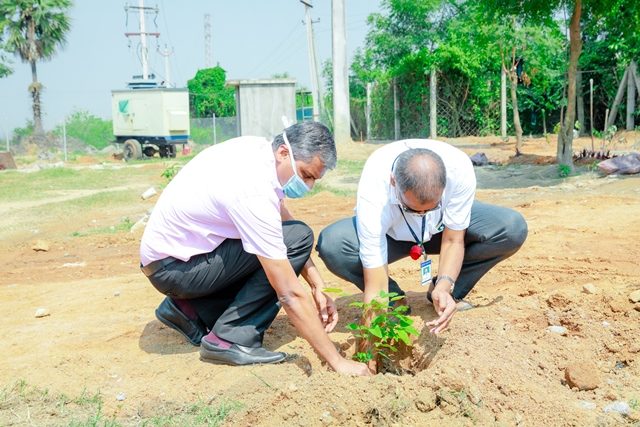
420,258,432,286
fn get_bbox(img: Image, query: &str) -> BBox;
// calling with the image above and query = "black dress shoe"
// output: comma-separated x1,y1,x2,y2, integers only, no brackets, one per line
155,297,207,346
199,338,286,366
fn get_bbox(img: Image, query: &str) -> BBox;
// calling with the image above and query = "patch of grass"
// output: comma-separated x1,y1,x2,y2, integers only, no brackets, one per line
0,381,242,426
0,380,118,426
307,181,355,197
71,217,134,237
558,164,572,178
142,399,243,426
335,159,365,175
0,166,158,203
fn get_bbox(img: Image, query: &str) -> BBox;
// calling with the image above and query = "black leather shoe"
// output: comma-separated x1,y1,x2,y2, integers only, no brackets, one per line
199,338,286,365
155,297,207,346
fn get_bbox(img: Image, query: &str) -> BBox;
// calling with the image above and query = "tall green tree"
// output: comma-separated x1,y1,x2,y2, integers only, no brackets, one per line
480,0,629,168
0,0,72,136
0,19,13,78
187,66,236,118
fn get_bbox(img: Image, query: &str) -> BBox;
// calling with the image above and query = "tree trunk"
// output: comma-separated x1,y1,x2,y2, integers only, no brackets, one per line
606,67,628,128
509,69,523,155
30,60,44,136
27,17,44,137
627,61,636,130
557,0,582,168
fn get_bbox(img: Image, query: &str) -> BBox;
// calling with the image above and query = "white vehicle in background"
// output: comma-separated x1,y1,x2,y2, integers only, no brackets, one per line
111,87,190,161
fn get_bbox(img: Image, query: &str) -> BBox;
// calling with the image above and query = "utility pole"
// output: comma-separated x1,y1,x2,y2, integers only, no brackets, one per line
366,82,373,140
393,78,400,140
204,13,213,68
157,44,174,87
301,1,323,122
501,68,507,139
430,69,437,139
124,0,159,81
331,0,351,143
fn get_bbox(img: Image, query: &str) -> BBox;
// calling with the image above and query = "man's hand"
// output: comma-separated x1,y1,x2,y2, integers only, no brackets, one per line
426,285,457,334
312,289,339,332
332,358,374,376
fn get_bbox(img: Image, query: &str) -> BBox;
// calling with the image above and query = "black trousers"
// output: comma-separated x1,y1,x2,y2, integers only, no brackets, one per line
146,220,313,347
316,201,528,300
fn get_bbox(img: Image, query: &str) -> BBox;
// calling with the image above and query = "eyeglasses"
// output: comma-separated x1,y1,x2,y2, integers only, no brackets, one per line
396,188,441,216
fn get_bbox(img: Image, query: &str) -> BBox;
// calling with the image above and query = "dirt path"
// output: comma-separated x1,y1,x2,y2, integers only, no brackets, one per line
0,136,639,425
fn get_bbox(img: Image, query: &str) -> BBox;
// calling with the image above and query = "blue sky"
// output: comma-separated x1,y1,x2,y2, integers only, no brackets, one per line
0,0,382,137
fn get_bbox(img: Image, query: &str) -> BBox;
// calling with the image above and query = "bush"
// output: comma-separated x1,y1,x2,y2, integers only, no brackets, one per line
54,111,113,150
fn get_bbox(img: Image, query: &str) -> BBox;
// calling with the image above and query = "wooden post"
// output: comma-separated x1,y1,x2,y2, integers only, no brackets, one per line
589,78,594,151
627,61,637,130
393,78,400,140
633,60,640,95
577,70,585,135
603,108,609,150
606,66,629,128
430,69,437,139
542,109,547,135
366,82,372,140
501,68,507,139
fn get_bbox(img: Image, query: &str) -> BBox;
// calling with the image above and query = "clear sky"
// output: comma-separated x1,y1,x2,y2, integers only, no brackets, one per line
0,0,382,138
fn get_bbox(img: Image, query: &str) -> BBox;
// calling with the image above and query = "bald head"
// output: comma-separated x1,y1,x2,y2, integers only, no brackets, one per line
393,148,446,203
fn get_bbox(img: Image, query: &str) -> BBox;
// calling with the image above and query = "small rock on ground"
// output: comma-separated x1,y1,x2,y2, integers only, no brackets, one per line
603,401,630,416
565,362,601,391
32,240,50,252
34,308,50,318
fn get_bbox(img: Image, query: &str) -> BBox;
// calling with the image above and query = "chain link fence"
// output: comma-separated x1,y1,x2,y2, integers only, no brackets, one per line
350,71,507,141
190,116,238,145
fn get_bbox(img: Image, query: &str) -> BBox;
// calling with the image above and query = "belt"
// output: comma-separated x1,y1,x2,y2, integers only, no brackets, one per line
141,257,178,277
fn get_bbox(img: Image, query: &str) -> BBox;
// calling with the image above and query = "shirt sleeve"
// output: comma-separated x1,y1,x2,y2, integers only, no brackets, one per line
443,159,476,230
226,195,288,259
356,194,393,269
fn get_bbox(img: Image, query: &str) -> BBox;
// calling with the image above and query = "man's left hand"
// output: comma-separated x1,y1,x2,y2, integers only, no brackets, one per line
312,289,339,332
426,287,457,334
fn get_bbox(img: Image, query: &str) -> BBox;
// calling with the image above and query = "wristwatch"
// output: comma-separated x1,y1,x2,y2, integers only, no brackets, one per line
435,275,455,294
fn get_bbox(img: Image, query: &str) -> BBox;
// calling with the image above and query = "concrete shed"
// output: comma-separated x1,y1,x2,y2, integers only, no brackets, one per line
227,79,296,139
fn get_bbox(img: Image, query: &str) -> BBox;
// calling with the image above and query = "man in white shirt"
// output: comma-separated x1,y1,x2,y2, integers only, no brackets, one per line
317,139,527,333
140,122,370,375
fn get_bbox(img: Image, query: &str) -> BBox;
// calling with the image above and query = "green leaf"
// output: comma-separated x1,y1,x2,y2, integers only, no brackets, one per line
369,325,383,339
397,330,411,345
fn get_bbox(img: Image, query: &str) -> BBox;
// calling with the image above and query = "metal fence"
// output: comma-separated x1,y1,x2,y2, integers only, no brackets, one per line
190,116,238,145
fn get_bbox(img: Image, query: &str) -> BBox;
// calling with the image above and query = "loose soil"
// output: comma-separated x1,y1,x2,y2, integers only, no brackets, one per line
1,135,639,426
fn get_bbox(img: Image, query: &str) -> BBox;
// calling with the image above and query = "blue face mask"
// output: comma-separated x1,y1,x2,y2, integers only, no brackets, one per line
282,132,310,198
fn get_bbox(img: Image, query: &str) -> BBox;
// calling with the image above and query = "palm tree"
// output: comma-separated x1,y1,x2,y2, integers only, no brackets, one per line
0,0,72,136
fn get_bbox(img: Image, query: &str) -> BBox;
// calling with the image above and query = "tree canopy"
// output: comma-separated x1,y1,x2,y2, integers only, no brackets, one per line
349,0,639,165
0,0,72,135
187,66,236,118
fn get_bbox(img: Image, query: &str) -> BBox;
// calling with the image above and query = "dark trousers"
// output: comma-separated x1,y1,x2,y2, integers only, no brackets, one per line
316,201,528,300
146,220,313,347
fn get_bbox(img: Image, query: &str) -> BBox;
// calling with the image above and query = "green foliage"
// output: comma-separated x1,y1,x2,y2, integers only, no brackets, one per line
52,110,113,150
188,66,236,118
347,291,419,363
558,163,571,178
0,0,72,133
161,163,182,182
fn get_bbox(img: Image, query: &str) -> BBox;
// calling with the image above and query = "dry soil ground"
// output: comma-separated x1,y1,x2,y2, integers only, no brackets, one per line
0,135,639,426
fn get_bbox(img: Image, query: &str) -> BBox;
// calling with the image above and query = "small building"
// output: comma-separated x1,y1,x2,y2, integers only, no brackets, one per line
227,79,296,138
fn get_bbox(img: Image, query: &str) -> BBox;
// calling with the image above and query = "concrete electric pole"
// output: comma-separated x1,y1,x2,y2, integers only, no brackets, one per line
157,44,174,87
300,0,323,122
124,0,159,81
331,0,351,143
204,13,213,68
